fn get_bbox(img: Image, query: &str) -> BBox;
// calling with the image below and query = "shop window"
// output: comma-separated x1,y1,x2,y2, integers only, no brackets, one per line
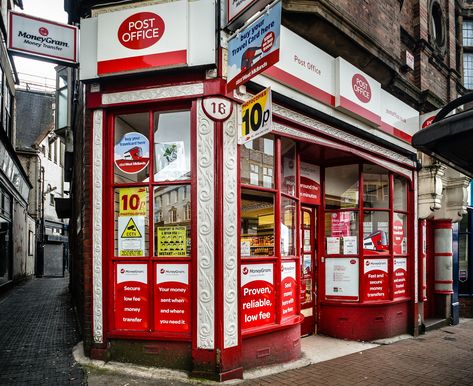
114,112,150,183
325,211,359,255
281,138,296,196
363,164,389,209
394,176,407,211
240,135,275,188
281,197,296,256
325,164,359,209
154,111,191,182
240,189,275,257
363,211,389,255
154,185,191,257
393,213,408,255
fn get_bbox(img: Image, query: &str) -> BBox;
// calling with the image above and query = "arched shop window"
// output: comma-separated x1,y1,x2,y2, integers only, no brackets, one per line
111,108,192,335
324,164,409,302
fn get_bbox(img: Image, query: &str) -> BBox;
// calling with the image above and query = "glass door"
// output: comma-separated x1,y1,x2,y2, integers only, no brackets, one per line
300,205,317,336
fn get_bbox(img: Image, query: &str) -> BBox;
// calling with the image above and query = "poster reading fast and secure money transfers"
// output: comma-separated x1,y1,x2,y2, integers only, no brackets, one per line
118,216,145,256
157,226,187,257
227,1,281,92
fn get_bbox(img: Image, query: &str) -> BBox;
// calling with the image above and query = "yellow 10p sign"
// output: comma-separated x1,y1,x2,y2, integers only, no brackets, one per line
239,87,272,145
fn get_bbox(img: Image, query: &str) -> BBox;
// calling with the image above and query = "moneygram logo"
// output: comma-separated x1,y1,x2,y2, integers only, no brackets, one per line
39,27,48,36
160,268,165,274
118,12,165,50
243,267,249,275
352,73,371,103
120,268,125,274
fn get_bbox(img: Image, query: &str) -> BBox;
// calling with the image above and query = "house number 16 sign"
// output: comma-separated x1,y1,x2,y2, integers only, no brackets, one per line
202,97,233,122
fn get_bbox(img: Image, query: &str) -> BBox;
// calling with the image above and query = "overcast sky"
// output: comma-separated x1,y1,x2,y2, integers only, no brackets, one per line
13,0,68,84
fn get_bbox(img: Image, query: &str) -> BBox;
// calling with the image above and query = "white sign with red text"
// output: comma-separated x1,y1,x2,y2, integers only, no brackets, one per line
241,264,275,329
325,258,359,300
420,109,440,129
97,2,187,75
335,57,381,126
393,258,408,298
380,89,419,143
280,262,297,319
155,263,190,333
8,11,78,64
80,1,215,79
114,263,148,330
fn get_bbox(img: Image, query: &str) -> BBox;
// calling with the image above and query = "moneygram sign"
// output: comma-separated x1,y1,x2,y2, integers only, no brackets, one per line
8,11,78,64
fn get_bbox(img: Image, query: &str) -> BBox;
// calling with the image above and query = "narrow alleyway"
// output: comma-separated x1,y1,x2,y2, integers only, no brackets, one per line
0,277,85,385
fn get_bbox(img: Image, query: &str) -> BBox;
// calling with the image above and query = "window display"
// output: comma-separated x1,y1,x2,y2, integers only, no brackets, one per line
240,190,275,257
281,197,296,256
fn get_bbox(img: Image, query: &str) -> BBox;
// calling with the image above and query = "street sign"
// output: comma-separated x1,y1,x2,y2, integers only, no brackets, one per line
239,87,272,144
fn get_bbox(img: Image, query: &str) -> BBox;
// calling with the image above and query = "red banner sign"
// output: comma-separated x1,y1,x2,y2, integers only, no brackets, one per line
300,162,320,205
280,262,297,319
154,263,190,333
114,263,149,330
241,264,275,329
393,258,407,298
363,259,389,301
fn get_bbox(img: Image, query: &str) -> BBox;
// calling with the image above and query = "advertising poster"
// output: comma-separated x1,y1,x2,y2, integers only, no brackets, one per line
393,217,405,255
156,226,187,256
227,2,281,92
114,132,150,174
118,216,145,256
155,263,190,333
393,258,407,298
119,187,147,217
114,263,148,330
325,258,359,300
280,262,297,319
342,236,357,255
363,259,389,301
239,87,272,144
154,141,186,181
331,212,351,237
241,263,275,329
300,162,321,205
326,237,340,255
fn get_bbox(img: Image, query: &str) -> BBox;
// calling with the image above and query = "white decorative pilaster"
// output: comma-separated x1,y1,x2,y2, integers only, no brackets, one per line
223,106,238,349
196,100,215,349
92,109,104,344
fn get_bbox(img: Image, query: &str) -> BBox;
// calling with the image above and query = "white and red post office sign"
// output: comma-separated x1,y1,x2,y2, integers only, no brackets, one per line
80,0,215,79
97,2,187,75
8,11,78,64
335,57,381,126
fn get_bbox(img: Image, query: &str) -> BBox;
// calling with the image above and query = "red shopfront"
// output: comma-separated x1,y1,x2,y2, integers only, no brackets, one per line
81,1,418,379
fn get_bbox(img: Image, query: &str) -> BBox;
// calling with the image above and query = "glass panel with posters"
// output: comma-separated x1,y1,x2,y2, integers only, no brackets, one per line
110,107,192,337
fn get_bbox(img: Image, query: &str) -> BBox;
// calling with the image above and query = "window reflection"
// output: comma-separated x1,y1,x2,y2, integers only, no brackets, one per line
240,136,274,188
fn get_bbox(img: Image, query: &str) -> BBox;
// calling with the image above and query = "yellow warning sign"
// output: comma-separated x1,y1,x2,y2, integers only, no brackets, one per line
121,218,142,238
157,226,187,256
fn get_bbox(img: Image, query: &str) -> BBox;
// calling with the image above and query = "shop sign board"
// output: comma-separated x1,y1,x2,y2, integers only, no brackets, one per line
325,258,359,300
335,57,382,126
280,262,297,319
227,0,273,25
363,258,389,301
155,263,190,332
114,263,149,330
239,87,272,144
118,216,145,256
241,263,275,329
300,162,320,205
80,0,215,79
393,258,408,298
8,11,78,64
263,26,335,106
115,132,150,174
157,226,187,257
380,89,419,143
227,1,281,92
119,187,147,217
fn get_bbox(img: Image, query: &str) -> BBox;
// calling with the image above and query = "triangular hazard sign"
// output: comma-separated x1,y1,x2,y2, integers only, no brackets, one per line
121,218,142,238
